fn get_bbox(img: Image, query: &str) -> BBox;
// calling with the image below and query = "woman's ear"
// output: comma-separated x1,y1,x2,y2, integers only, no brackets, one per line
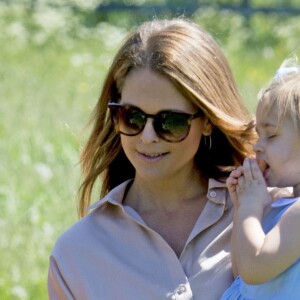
202,118,213,136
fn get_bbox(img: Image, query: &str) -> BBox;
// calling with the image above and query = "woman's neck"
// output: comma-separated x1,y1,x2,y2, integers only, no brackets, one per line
124,172,208,214
123,172,209,257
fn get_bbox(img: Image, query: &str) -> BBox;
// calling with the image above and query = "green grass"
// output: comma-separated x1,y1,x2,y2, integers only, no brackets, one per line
0,32,119,299
1,4,300,299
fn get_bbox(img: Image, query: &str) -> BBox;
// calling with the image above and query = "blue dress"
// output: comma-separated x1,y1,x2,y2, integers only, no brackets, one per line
220,197,300,300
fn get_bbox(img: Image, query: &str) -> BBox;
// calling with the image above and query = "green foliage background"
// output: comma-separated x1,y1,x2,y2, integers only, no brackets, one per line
1,1,300,298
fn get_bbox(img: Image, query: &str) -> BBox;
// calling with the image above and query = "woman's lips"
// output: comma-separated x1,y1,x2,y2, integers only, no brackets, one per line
137,151,169,162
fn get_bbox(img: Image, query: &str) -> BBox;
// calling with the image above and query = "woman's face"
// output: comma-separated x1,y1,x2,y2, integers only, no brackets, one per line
119,68,208,183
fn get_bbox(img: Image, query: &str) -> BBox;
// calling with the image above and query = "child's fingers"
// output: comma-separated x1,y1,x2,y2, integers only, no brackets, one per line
226,177,237,187
243,158,253,181
230,167,244,179
237,175,245,187
243,158,266,184
226,176,238,184
249,158,265,182
236,166,244,173
226,176,238,190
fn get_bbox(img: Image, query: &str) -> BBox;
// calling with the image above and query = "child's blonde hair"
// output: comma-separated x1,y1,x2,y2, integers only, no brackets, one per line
257,56,300,130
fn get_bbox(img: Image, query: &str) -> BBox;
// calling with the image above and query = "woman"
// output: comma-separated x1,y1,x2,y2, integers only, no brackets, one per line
48,18,256,299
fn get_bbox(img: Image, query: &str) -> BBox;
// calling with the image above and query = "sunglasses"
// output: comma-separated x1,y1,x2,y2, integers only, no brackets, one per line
108,103,202,142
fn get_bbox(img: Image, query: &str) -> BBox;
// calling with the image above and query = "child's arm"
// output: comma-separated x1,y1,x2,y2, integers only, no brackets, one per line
226,166,243,277
232,158,300,284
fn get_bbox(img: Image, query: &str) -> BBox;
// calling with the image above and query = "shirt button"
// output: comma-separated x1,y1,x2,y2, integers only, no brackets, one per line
210,191,217,198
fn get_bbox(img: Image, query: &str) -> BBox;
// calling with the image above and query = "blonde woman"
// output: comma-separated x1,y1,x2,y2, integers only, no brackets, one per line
48,18,257,300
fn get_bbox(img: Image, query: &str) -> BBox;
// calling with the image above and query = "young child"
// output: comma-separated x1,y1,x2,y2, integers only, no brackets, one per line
221,59,300,299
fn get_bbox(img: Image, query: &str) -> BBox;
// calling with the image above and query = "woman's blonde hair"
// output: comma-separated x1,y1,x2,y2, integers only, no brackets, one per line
79,18,256,217
257,57,300,130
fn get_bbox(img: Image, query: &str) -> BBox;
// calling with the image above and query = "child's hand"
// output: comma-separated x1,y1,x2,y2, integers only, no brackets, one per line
236,158,268,210
226,166,243,208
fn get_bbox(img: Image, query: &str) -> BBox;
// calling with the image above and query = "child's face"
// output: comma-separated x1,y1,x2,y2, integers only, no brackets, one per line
254,107,300,192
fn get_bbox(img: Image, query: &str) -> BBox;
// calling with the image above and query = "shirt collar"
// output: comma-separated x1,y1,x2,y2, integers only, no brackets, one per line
87,179,133,211
87,178,229,210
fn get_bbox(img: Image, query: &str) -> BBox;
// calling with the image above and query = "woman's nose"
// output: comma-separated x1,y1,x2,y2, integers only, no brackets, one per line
139,119,160,143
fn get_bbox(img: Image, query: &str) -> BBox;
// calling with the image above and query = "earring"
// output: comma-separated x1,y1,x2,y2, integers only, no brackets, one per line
204,135,212,150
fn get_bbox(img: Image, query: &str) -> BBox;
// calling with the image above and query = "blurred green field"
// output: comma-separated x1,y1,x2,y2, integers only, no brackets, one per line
1,2,299,299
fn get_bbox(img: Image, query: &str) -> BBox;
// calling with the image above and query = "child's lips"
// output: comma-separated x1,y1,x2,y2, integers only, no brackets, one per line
256,158,268,174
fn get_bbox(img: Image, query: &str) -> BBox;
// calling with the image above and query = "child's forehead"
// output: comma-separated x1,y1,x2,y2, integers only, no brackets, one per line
256,105,278,125
255,100,287,132
256,95,277,119
255,69,300,131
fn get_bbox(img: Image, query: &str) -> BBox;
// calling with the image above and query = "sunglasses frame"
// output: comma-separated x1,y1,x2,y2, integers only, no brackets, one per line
108,102,202,142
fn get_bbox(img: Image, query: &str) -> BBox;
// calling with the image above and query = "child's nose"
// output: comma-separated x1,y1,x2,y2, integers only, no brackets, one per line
253,140,263,153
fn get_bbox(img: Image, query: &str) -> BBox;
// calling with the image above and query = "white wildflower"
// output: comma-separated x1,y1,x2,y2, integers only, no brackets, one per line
33,7,68,34
6,22,27,41
11,285,28,300
70,53,93,67
43,222,55,238
29,205,40,224
34,162,53,182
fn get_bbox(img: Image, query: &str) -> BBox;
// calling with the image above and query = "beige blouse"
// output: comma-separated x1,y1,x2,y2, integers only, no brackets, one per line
48,179,234,300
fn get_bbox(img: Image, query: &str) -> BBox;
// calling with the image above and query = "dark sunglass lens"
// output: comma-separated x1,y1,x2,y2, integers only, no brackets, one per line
157,112,190,141
119,107,145,134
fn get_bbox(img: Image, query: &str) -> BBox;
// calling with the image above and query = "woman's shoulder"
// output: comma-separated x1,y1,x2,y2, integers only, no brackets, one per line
51,181,134,257
51,209,103,255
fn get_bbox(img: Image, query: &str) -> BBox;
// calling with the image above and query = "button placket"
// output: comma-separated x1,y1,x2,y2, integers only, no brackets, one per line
172,284,189,299
176,284,186,295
